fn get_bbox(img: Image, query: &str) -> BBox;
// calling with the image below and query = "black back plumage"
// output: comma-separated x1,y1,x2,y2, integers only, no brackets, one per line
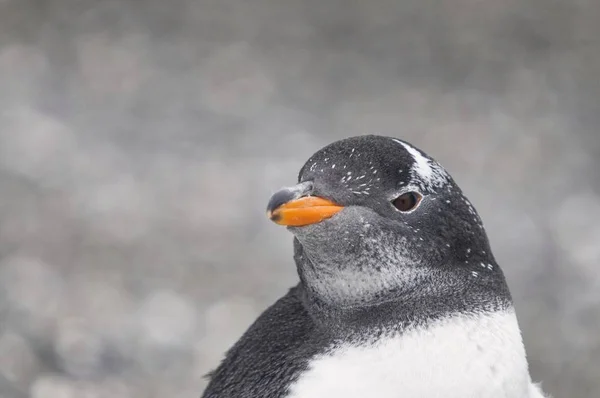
201,287,330,398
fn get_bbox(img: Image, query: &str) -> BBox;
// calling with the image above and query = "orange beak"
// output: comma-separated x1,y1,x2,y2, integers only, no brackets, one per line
267,196,344,227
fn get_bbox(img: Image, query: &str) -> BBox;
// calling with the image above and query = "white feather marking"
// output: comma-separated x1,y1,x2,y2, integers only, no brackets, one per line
392,139,449,188
286,310,542,398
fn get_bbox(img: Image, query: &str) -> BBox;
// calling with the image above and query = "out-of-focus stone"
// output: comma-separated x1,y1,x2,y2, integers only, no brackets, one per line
201,43,275,117
0,107,76,184
29,375,77,398
137,290,197,347
71,172,157,243
54,317,105,379
199,296,259,373
31,377,133,398
77,33,150,97
0,331,38,390
0,256,65,339
0,45,47,100
74,379,132,398
551,192,600,276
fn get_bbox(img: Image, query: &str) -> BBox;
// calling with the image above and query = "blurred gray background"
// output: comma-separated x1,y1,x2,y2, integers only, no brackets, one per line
0,0,599,397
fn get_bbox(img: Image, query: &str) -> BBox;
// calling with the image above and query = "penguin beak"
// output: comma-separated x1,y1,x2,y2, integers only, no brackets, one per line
266,182,344,227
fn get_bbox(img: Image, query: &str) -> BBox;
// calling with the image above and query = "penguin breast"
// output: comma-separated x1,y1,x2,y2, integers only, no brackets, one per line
285,309,534,398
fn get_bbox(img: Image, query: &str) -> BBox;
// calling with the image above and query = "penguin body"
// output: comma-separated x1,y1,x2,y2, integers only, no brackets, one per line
287,309,533,398
202,135,548,398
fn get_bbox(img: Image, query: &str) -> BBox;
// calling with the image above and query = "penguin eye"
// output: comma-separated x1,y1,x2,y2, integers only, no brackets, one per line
392,192,422,212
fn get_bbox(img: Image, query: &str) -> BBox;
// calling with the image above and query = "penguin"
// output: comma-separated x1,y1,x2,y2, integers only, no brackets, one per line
201,135,548,398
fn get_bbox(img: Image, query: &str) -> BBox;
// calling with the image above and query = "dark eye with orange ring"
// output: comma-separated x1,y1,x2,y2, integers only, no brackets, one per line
392,192,423,212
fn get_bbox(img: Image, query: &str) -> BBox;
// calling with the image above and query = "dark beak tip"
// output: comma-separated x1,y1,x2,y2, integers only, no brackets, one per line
267,211,282,223
266,188,298,214
266,181,314,217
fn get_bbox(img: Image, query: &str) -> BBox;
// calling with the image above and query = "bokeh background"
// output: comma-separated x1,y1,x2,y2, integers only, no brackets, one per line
0,0,599,397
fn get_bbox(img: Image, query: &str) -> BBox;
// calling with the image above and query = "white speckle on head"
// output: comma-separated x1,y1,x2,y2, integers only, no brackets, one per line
471,271,479,277
332,164,336,169
392,139,450,189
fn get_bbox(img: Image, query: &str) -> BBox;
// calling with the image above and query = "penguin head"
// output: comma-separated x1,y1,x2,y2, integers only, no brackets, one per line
267,135,498,307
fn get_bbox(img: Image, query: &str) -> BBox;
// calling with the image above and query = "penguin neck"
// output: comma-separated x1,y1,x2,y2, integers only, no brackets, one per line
297,260,513,337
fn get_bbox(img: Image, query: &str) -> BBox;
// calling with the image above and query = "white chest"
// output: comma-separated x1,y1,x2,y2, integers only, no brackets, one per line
285,310,536,398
